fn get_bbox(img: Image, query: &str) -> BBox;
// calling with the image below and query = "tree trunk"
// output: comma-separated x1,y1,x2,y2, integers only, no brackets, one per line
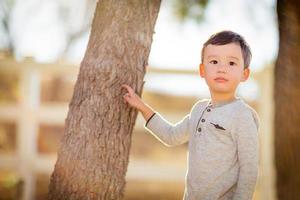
275,0,300,199
48,1,161,199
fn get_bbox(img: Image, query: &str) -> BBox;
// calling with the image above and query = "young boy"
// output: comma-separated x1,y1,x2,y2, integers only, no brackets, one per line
121,30,260,200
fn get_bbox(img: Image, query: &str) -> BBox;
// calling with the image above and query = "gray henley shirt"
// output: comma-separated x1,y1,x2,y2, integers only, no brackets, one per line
144,97,260,200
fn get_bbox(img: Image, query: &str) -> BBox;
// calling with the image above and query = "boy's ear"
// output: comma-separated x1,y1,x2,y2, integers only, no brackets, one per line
199,63,205,78
241,67,250,82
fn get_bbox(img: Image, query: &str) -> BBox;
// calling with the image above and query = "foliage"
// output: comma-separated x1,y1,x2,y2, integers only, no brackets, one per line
172,0,209,23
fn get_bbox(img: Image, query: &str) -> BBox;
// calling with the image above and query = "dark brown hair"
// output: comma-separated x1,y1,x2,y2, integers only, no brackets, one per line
201,30,252,69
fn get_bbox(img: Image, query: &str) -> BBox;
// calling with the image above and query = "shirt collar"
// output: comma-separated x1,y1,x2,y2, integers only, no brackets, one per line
208,97,241,108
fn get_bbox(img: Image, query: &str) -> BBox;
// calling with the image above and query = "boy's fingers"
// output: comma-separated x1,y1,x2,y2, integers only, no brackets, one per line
121,84,127,90
121,84,130,92
121,84,134,95
124,93,131,100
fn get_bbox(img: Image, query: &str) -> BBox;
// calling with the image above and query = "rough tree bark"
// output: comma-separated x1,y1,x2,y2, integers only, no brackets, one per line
48,1,161,199
275,0,300,199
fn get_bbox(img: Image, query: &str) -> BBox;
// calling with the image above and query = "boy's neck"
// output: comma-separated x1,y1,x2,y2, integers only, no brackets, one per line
210,92,237,106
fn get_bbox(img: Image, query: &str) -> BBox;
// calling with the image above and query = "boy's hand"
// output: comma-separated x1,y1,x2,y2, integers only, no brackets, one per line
121,84,144,111
121,84,155,122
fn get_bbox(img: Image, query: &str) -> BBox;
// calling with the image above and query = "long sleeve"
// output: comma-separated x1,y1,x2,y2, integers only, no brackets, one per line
144,111,191,147
232,109,260,200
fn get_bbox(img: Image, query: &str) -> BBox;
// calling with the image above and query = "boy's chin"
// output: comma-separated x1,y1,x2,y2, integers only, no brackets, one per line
210,87,233,94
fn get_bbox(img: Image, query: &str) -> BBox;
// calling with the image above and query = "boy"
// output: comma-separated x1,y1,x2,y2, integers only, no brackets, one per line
121,30,260,200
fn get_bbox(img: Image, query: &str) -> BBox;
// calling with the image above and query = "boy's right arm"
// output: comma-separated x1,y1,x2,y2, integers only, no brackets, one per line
121,84,191,146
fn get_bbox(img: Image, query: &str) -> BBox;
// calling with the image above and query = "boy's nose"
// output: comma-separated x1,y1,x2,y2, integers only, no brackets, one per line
217,64,227,72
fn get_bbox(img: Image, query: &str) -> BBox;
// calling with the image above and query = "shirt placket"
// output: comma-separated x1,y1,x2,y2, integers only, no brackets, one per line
195,102,212,136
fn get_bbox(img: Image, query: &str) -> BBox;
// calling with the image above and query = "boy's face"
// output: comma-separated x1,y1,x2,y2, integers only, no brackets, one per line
199,43,250,96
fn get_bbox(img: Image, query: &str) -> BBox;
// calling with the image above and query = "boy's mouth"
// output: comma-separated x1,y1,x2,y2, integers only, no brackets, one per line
214,77,228,82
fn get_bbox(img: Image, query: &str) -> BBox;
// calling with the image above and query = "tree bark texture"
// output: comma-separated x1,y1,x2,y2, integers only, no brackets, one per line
48,1,161,199
275,0,300,199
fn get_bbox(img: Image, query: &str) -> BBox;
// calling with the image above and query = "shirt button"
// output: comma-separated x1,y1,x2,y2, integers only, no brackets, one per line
201,118,205,122
207,108,211,112
197,127,202,132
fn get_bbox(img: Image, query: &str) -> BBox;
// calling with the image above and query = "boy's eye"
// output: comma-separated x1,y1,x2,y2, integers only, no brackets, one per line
229,61,236,66
210,60,218,64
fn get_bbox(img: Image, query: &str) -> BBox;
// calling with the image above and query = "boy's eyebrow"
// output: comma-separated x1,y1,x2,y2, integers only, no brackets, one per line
207,55,240,61
228,56,240,61
207,55,218,59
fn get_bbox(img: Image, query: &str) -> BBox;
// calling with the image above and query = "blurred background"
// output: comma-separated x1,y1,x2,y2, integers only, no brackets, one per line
0,0,277,199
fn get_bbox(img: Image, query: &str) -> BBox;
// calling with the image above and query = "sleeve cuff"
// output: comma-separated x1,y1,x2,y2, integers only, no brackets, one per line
145,112,156,127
